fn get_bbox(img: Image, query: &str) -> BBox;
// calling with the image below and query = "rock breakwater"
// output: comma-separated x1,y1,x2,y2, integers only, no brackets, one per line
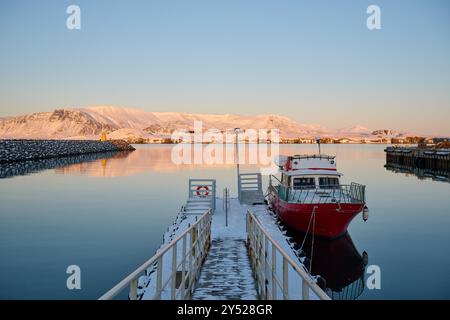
0,139,135,164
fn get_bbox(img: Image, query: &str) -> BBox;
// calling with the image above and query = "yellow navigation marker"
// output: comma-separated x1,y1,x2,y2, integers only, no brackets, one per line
100,132,107,142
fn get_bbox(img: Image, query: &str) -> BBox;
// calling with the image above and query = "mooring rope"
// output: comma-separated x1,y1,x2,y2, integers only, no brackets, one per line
309,207,316,273
298,206,317,273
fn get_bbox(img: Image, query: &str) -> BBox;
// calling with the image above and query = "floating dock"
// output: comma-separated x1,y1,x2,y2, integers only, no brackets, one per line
99,175,330,300
385,146,450,172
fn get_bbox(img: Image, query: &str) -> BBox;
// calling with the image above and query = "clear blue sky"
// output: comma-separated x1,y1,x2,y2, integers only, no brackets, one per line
0,0,449,135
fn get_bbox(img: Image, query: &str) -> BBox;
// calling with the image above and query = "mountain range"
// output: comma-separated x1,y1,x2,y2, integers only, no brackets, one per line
0,106,417,142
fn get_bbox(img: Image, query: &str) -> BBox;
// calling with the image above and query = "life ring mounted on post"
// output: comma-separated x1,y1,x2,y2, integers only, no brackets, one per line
196,185,209,198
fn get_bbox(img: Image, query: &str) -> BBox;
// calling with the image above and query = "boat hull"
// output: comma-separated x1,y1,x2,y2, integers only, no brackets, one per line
269,190,364,239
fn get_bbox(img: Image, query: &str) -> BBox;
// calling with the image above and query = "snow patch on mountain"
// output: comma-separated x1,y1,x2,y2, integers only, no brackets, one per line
82,106,160,130
337,125,372,136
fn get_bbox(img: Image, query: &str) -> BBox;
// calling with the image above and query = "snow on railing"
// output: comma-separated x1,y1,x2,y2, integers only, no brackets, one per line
246,209,331,300
99,209,212,300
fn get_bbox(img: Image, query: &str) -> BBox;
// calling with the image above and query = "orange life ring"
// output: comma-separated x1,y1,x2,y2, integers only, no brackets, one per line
196,185,209,197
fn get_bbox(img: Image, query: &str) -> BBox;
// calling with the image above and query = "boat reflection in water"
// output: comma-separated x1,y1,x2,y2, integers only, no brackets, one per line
289,230,368,300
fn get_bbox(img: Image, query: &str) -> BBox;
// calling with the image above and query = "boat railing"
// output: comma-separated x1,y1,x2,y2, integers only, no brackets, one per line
269,174,282,186
287,184,365,204
246,209,331,300
99,209,212,300
269,176,365,204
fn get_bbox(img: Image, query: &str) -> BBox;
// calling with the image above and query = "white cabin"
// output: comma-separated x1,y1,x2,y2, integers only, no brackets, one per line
277,155,342,190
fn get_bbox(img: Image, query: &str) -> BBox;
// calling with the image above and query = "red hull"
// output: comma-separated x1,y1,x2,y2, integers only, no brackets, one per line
269,190,364,239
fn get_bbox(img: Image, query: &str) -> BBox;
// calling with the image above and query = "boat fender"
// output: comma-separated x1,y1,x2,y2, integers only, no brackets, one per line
316,276,327,291
362,205,369,221
362,251,369,266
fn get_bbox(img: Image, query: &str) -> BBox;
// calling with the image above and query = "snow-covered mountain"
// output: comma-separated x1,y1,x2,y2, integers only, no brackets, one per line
0,109,116,139
0,106,416,142
336,125,372,137
334,126,410,138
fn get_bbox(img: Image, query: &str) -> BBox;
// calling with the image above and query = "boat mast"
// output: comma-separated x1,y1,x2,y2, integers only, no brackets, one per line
316,136,321,155
235,128,241,199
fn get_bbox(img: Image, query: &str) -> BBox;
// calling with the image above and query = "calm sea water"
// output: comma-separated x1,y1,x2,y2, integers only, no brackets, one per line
1,144,449,299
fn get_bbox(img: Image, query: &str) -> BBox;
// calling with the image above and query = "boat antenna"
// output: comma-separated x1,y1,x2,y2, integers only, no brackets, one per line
316,136,321,156
235,128,241,201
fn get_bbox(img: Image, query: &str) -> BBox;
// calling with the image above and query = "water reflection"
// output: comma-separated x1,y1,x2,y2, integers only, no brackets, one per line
0,151,133,179
1,144,389,179
2,144,450,299
53,144,277,177
52,144,384,178
289,231,367,300
385,163,450,183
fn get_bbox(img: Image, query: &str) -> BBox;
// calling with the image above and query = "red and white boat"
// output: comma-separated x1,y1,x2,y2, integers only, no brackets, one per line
268,153,368,239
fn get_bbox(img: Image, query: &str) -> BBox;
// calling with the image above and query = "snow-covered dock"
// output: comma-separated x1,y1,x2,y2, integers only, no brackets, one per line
192,238,257,300
99,177,330,301
192,196,257,299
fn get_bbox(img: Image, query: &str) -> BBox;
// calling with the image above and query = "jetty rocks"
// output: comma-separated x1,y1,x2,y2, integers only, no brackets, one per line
0,139,135,164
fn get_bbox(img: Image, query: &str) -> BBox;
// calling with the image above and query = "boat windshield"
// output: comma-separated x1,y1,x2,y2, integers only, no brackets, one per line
292,177,315,190
319,177,340,189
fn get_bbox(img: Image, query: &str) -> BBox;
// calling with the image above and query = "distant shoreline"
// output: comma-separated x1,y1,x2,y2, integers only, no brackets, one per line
125,141,411,145
0,138,420,146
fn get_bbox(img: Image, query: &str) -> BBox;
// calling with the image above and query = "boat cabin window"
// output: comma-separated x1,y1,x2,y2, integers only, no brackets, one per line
292,177,315,190
319,177,340,188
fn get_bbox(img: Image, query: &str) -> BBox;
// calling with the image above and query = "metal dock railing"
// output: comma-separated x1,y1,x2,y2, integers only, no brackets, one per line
188,179,216,211
238,173,265,205
246,209,331,300
99,209,212,300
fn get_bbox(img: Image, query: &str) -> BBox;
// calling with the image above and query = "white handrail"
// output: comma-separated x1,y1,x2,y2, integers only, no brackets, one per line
99,209,212,300
246,209,330,300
